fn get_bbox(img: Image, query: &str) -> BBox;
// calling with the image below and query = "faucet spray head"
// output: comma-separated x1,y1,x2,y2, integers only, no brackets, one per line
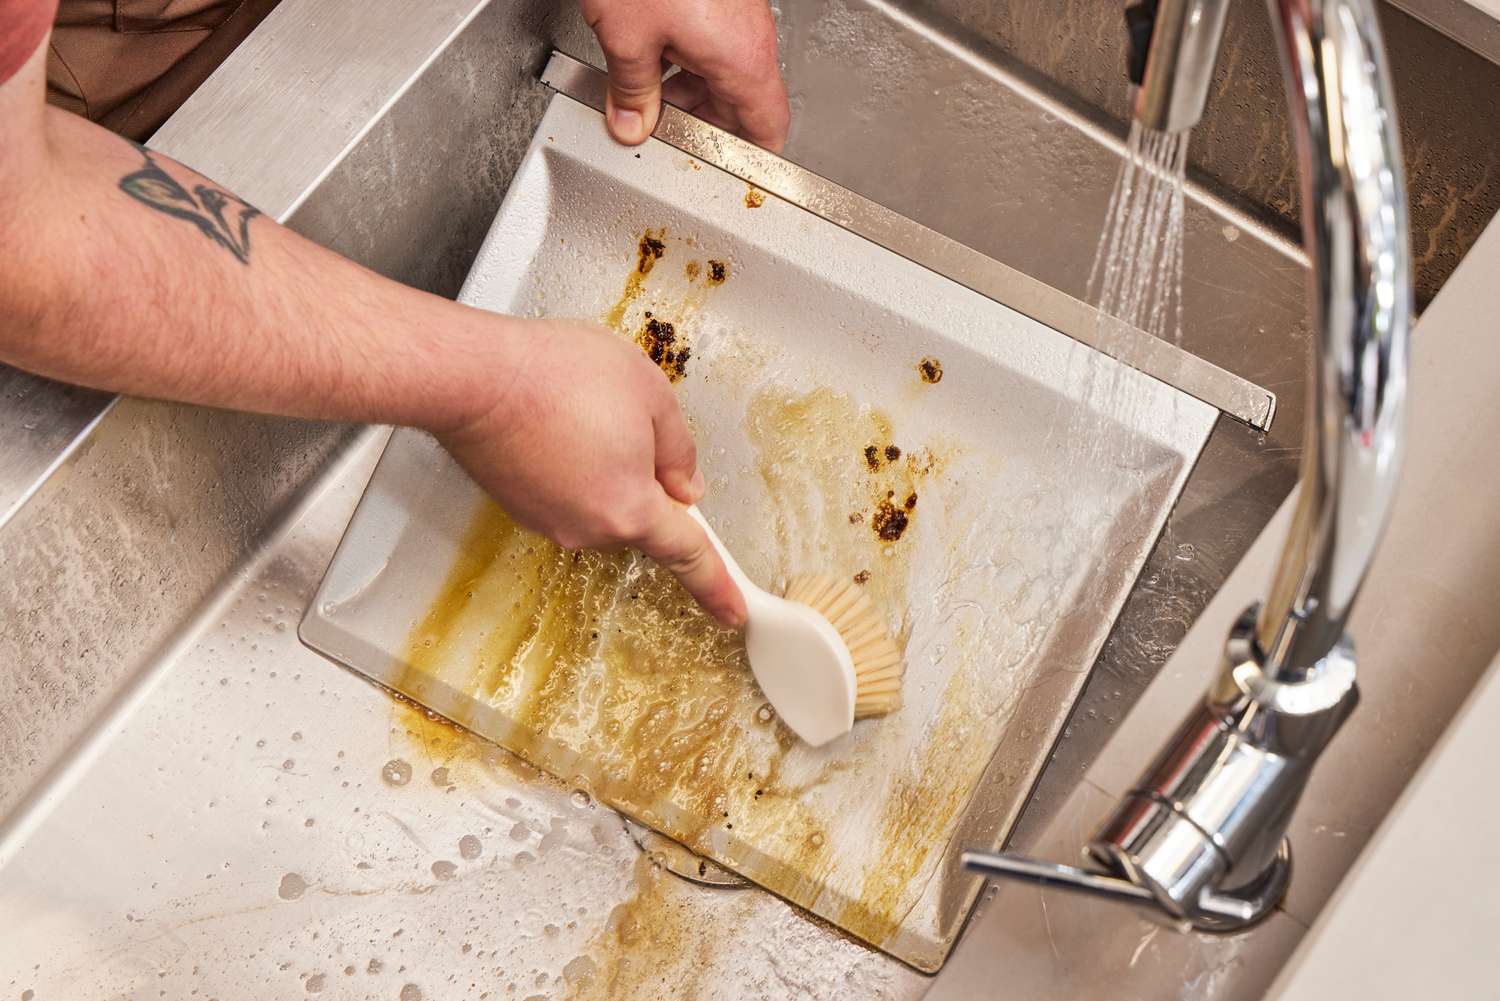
1127,0,1231,133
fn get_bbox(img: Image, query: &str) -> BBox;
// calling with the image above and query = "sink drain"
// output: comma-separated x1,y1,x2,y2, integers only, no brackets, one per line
621,818,749,889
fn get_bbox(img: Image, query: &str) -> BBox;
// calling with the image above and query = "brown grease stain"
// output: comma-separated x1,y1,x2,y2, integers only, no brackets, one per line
871,492,912,542
685,260,701,282
604,229,667,330
635,312,690,382
396,363,970,957
839,655,988,947
565,854,708,1000
860,438,936,547
744,185,766,208
396,500,834,869
387,694,540,788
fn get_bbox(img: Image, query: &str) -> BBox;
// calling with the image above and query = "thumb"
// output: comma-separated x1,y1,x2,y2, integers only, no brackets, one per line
601,41,665,145
652,393,704,505
636,498,747,629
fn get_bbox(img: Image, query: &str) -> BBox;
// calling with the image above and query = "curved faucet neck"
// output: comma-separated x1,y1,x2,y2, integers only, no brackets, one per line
964,0,1414,928
1255,0,1412,680
1129,0,1411,679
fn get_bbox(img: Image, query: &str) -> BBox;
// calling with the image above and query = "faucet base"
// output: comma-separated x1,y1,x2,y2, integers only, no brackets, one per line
964,607,1350,930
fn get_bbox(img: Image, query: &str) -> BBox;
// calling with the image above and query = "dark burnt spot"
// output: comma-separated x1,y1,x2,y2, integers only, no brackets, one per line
706,259,728,284
919,357,943,383
853,570,871,584
636,311,689,382
637,231,666,275
884,445,901,462
872,498,910,542
863,445,881,471
904,492,917,511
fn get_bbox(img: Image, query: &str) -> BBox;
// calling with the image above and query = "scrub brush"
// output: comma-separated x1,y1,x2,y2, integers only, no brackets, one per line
686,506,905,746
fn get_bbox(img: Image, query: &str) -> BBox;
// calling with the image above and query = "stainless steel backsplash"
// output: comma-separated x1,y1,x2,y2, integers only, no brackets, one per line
914,0,1500,306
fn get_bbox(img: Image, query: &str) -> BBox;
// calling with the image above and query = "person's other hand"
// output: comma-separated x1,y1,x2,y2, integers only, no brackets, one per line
437,317,746,628
580,0,790,152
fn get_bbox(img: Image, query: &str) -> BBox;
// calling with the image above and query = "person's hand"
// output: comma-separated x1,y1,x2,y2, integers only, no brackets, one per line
580,0,790,152
437,317,747,628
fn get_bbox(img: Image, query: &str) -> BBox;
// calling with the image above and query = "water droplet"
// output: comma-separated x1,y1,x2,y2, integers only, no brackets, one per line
431,860,457,881
367,959,384,975
570,789,592,809
563,956,598,988
1174,542,1196,561
430,766,452,787
458,835,482,860
400,985,423,1001
809,832,825,847
509,821,530,842
755,704,774,724
282,759,295,771
278,873,307,900
381,759,413,786
306,973,326,993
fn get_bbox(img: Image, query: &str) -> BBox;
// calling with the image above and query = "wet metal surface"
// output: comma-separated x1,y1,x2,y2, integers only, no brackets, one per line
903,0,1500,307
0,0,1484,995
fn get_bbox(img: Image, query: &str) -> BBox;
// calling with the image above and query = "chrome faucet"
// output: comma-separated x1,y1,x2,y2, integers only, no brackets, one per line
963,0,1411,930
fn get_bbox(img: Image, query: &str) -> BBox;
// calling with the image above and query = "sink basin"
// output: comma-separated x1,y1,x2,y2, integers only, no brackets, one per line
5,0,1491,996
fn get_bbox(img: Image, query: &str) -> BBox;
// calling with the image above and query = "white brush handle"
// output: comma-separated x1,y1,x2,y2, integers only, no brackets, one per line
684,505,856,746
685,504,765,616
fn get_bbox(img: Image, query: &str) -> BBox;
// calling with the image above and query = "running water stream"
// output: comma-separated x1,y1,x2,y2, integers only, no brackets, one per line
1089,120,1192,347
1060,119,1196,589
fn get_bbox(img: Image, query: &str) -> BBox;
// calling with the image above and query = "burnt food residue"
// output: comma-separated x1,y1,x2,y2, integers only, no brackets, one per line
871,491,912,542
706,260,728,285
685,260,701,281
864,442,904,470
605,228,668,331
637,311,690,382
638,231,666,275
745,186,766,209
918,357,943,384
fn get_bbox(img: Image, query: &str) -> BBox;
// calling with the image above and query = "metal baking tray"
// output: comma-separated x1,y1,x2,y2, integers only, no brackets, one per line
300,91,1218,970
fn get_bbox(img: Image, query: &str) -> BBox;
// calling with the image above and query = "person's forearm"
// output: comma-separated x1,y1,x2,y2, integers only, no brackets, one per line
4,106,516,435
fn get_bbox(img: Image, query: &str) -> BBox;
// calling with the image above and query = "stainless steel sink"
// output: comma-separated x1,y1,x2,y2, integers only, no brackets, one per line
3,0,1496,997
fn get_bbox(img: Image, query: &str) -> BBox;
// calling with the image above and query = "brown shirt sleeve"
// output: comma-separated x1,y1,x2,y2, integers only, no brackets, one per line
0,0,57,84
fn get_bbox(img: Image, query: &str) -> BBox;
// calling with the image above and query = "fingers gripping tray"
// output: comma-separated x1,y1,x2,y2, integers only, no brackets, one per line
299,93,1215,970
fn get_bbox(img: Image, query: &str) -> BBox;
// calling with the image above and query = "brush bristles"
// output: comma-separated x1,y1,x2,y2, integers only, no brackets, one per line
783,573,905,719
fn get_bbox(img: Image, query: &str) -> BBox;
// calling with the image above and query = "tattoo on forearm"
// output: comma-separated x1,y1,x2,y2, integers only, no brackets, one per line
119,146,261,264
